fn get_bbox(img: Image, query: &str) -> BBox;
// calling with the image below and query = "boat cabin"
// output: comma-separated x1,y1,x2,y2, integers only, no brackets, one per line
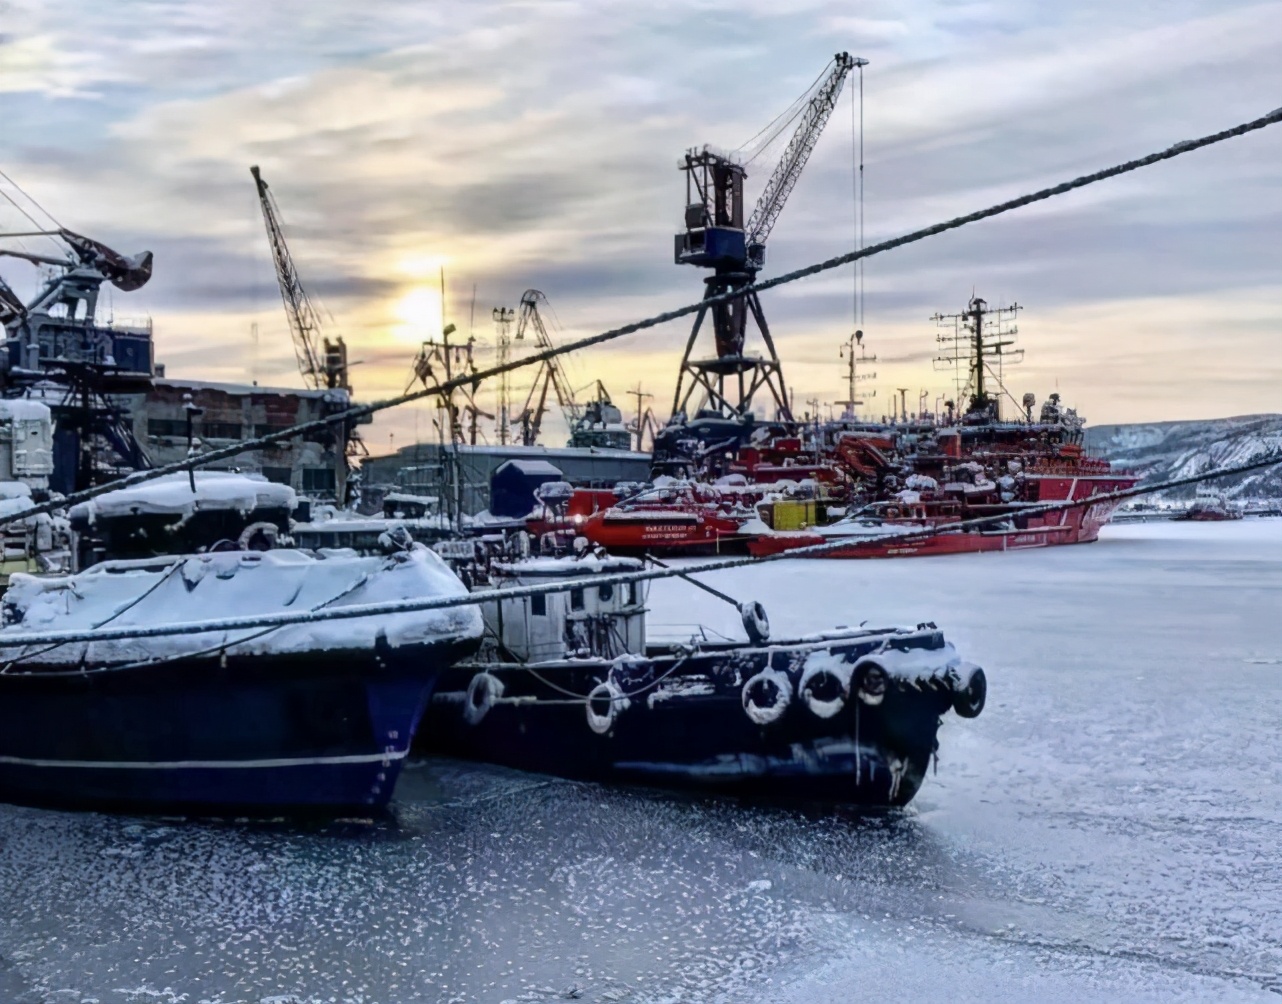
67,471,297,570
483,555,647,664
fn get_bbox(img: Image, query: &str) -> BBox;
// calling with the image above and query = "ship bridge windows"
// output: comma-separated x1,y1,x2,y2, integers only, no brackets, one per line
530,593,547,617
599,583,614,602
571,587,584,611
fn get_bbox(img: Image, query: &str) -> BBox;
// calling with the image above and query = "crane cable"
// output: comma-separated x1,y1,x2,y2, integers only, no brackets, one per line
0,105,1279,532
0,449,1275,651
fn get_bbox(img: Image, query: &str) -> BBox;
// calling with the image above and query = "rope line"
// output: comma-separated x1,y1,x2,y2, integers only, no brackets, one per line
0,449,1275,651
0,106,1277,530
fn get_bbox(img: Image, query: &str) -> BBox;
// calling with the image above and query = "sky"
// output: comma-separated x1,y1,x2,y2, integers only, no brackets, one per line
1,0,1279,454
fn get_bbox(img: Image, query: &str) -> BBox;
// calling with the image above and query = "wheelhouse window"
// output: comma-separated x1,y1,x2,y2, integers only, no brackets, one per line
570,588,584,611
599,583,614,602
530,593,547,617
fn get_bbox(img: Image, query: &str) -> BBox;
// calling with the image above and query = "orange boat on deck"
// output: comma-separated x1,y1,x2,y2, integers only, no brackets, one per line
575,482,762,555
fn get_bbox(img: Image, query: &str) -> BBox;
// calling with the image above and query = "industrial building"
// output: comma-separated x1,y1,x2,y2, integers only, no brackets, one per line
360,441,651,517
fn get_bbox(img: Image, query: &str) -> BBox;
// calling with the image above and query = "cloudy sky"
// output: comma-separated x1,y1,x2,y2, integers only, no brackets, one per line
2,0,1279,452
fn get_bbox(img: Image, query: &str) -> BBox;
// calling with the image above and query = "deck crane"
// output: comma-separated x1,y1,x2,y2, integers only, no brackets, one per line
671,52,861,423
250,165,361,499
512,289,580,446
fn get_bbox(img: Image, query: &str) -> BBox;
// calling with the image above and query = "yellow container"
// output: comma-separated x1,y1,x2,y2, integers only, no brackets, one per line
771,499,818,531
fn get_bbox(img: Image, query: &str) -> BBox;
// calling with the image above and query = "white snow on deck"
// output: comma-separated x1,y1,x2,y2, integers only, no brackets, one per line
2,544,482,664
69,471,297,522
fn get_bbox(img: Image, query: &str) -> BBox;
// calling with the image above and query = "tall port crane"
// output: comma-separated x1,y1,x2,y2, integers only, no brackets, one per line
250,166,362,500
513,289,579,446
250,166,350,393
671,53,862,423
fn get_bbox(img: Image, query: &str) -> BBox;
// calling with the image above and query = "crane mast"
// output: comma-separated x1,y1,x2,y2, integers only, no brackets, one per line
249,166,349,392
670,53,860,423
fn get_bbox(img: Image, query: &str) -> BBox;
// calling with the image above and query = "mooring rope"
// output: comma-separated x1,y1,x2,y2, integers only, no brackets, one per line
0,106,1278,530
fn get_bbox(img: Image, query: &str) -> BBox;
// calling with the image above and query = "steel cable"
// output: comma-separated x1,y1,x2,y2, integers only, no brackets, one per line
1,106,1278,531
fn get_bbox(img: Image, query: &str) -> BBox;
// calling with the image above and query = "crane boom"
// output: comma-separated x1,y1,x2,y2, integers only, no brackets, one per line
744,52,857,261
250,165,328,391
514,289,578,444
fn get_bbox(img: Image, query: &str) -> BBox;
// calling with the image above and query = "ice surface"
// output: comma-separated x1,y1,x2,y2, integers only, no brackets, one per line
0,520,1277,1002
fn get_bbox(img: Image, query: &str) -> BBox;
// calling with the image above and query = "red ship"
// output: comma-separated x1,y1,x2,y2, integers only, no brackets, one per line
748,296,1138,557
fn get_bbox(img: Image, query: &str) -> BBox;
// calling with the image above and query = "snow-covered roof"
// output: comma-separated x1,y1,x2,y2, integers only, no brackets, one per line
69,472,297,522
384,492,439,506
2,545,482,664
0,480,34,520
491,554,644,578
497,459,563,477
154,377,348,402
0,399,51,422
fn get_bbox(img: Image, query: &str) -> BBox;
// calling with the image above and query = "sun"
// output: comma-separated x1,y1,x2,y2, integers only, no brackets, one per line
392,285,444,344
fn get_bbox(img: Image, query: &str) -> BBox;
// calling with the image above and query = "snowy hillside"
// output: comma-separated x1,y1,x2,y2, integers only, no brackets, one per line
1085,413,1282,499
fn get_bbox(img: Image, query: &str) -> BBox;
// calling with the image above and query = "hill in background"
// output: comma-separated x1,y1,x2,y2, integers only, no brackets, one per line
1085,414,1282,499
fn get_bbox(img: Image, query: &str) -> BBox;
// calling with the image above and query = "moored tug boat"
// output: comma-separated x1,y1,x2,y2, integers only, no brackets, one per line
1173,486,1244,522
422,536,985,807
0,472,482,814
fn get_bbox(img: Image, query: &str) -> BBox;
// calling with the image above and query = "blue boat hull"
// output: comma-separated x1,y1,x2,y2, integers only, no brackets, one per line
0,635,478,814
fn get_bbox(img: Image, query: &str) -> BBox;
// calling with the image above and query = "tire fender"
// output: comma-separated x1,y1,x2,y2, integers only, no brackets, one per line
953,666,987,718
740,601,770,645
741,667,791,726
586,679,626,735
464,671,504,726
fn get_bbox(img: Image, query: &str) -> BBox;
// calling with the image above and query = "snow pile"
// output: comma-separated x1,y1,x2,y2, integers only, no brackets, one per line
0,481,33,520
857,641,978,687
69,472,296,523
2,544,482,665
0,399,52,422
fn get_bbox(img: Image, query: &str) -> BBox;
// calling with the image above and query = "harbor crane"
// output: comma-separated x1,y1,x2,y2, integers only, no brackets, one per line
250,166,351,393
671,52,862,422
513,289,579,446
250,165,364,499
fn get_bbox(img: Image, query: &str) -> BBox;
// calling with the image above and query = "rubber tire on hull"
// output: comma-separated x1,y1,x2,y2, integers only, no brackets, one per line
952,667,986,719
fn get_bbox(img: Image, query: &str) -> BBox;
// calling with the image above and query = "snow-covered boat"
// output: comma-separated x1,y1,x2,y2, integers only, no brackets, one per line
422,541,985,806
0,473,483,814
1173,486,1244,522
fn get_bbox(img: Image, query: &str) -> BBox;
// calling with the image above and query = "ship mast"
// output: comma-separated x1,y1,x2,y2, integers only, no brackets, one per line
835,329,876,420
932,296,1022,421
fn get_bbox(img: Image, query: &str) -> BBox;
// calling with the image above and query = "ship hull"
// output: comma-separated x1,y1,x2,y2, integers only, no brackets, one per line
421,630,979,807
750,475,1135,559
0,636,478,814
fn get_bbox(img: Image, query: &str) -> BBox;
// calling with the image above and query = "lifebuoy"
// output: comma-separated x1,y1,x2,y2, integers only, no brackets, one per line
952,666,986,718
586,679,626,735
463,672,504,725
237,521,279,551
741,668,791,726
854,662,888,706
740,601,770,645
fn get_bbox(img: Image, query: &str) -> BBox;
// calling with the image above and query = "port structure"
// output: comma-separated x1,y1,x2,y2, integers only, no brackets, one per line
250,166,365,496
671,53,862,424
932,295,1023,422
0,215,156,492
835,329,876,420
